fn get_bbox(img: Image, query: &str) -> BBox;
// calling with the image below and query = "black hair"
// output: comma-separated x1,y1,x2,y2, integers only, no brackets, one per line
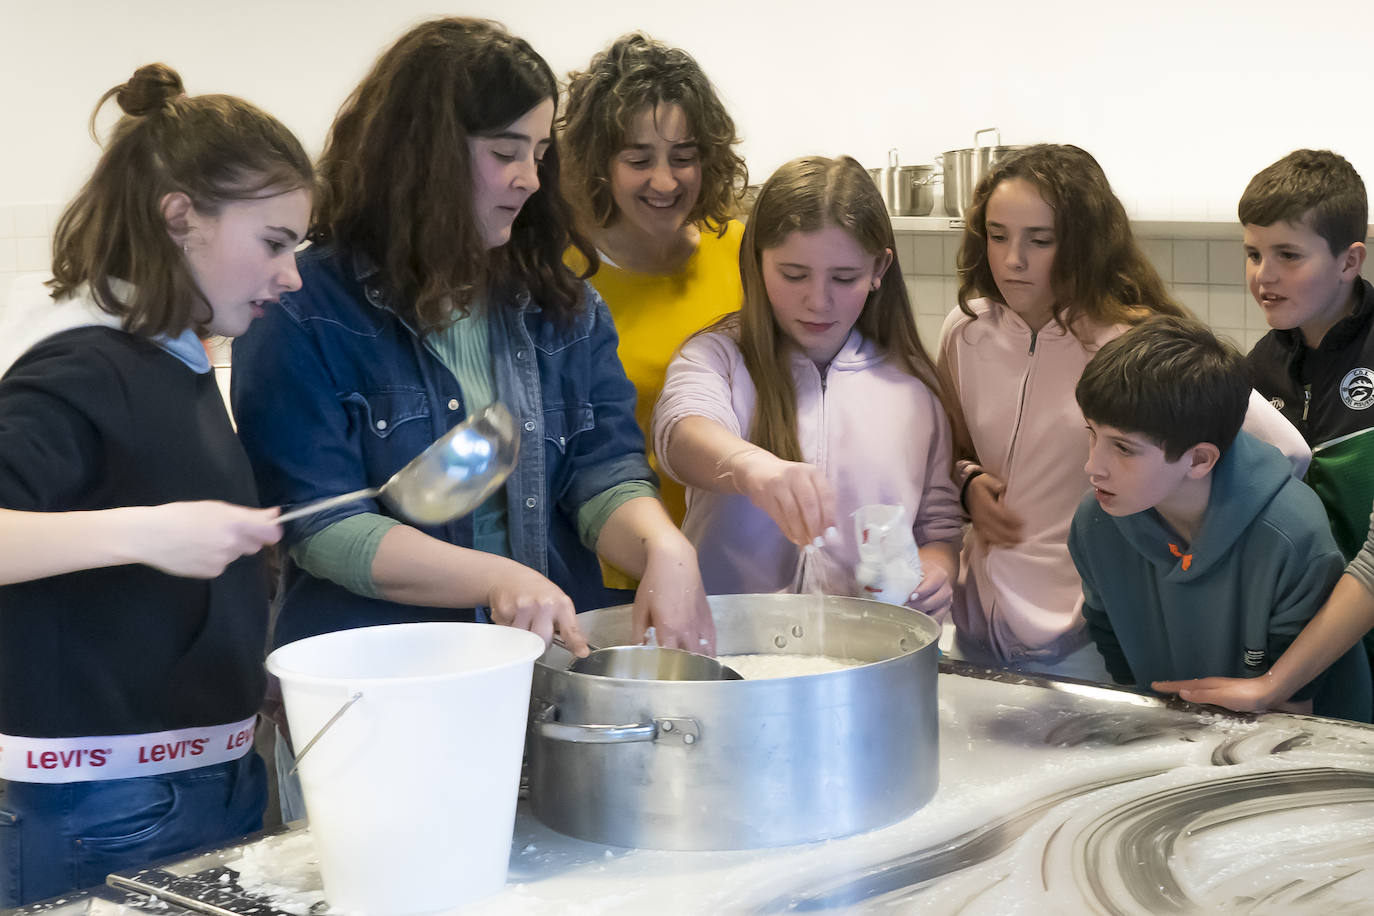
1075,315,1249,461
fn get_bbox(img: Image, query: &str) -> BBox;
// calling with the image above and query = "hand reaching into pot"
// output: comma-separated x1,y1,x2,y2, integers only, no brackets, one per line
595,496,717,655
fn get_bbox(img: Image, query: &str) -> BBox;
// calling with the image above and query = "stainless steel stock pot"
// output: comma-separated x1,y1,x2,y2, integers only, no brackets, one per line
939,127,1026,218
527,594,941,850
868,149,938,217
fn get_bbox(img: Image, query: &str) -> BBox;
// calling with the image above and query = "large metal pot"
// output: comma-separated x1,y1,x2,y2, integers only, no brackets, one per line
527,594,940,850
940,127,1026,218
868,149,939,217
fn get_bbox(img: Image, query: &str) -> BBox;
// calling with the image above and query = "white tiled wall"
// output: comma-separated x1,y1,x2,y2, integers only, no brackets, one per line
0,202,61,311
900,230,1374,359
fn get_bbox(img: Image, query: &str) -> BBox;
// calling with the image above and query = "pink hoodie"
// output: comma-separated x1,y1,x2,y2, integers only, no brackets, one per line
654,329,963,602
940,298,1312,663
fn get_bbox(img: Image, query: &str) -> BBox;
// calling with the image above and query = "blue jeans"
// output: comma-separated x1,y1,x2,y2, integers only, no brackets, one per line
273,725,307,824
0,751,266,907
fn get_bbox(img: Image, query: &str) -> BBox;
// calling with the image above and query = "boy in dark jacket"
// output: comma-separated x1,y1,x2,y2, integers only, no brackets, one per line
1241,149,1372,560
1067,316,1370,721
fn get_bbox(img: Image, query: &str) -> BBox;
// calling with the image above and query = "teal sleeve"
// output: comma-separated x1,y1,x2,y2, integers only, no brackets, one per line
576,481,660,551
1069,516,1133,685
289,513,402,599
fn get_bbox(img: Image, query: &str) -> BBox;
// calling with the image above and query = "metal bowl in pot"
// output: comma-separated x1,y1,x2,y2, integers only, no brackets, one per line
527,593,941,850
939,128,1027,218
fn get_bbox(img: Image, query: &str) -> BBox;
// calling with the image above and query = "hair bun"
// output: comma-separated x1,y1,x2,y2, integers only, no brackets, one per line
116,63,185,116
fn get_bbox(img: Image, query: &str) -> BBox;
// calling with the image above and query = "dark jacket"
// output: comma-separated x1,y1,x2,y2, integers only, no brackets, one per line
1246,277,1374,559
0,327,267,736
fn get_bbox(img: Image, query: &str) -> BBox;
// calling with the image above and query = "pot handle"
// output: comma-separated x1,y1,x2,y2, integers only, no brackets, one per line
533,703,700,746
974,127,1000,149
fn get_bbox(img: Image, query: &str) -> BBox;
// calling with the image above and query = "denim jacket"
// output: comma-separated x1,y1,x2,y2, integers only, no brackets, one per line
231,243,649,647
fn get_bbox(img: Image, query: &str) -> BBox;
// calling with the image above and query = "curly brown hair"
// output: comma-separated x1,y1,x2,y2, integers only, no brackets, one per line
559,32,746,239
48,63,312,337
313,18,593,332
956,144,1183,333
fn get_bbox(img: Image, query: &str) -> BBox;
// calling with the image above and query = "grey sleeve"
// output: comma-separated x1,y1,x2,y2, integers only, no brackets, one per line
1345,509,1374,596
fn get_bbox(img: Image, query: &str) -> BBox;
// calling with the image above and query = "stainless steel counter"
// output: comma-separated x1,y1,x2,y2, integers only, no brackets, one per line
92,663,1374,914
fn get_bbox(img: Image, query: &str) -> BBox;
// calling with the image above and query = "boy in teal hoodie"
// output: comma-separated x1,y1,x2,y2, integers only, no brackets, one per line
1067,315,1371,721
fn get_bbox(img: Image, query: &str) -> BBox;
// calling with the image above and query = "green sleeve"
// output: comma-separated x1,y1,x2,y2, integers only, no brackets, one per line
289,513,402,599
576,481,660,551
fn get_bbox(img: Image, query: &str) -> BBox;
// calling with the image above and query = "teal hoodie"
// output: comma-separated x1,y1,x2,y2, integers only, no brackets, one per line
1068,431,1371,721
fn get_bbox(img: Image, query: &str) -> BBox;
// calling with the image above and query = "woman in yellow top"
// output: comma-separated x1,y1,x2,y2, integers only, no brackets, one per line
561,33,748,522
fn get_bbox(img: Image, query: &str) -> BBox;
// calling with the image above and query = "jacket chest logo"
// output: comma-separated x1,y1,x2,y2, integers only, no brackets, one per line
1340,367,1374,410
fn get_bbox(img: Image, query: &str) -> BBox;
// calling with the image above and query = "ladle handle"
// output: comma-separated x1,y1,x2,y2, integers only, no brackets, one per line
552,633,601,654
276,487,383,524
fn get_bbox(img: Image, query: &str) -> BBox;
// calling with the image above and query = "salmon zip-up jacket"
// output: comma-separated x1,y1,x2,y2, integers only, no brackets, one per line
940,298,1312,664
653,329,963,603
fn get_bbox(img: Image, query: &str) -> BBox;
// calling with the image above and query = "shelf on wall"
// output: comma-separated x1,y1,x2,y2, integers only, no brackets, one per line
891,215,1246,239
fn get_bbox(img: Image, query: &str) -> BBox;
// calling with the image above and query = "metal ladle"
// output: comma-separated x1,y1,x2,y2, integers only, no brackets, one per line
553,634,743,681
276,403,520,525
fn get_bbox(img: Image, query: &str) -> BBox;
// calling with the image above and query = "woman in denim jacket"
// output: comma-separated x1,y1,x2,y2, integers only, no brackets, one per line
231,20,714,720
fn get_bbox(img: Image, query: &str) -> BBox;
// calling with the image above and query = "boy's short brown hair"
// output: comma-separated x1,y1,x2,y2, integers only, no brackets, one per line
1076,315,1250,461
1238,149,1368,256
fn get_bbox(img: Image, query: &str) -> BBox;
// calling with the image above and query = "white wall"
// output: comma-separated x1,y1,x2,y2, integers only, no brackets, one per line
4,0,1372,218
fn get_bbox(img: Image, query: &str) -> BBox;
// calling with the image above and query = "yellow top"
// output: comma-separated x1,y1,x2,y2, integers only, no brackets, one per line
567,220,745,523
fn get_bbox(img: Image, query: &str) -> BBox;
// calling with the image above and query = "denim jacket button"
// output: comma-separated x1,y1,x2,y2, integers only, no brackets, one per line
525,497,537,509
523,420,536,432
375,419,388,431
447,399,460,411
516,349,527,360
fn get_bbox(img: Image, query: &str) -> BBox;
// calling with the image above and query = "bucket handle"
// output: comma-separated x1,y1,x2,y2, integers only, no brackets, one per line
288,691,363,775
533,703,700,746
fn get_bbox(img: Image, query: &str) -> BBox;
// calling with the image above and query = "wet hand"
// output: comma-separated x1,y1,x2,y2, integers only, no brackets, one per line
486,566,588,656
732,449,837,546
632,540,716,655
965,473,1024,547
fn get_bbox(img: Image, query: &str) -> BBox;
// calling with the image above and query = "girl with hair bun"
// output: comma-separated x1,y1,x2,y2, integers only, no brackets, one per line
0,64,311,903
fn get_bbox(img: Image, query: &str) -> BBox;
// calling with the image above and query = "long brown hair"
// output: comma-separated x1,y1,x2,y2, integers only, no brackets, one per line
48,63,312,337
559,32,746,240
314,18,593,332
956,144,1183,334
719,155,945,462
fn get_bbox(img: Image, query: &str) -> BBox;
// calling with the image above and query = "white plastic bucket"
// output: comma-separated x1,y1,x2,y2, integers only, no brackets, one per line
266,622,546,915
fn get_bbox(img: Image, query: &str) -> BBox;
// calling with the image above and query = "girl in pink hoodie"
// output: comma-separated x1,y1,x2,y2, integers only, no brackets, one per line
940,144,1308,678
653,156,963,615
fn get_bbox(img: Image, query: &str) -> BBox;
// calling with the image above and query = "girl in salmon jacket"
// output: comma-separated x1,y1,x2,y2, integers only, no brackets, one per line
940,143,1309,679
653,155,962,615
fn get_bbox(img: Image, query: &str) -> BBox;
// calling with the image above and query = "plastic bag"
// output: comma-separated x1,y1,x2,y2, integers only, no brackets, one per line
854,504,923,606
